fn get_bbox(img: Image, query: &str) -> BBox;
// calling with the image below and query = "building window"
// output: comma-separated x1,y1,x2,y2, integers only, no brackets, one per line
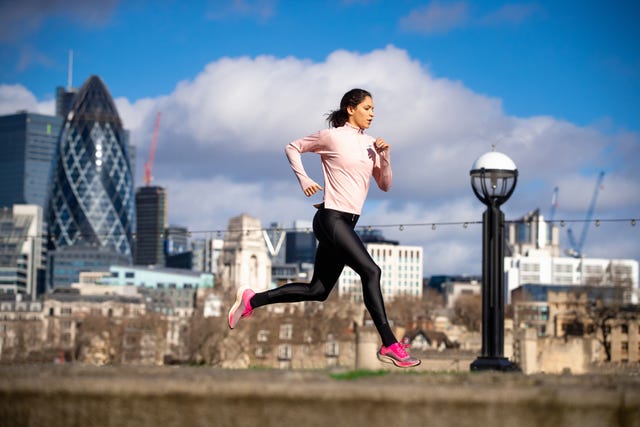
278,344,292,360
257,330,269,342
279,324,293,340
621,324,629,334
125,272,135,278
326,340,339,357
255,346,266,359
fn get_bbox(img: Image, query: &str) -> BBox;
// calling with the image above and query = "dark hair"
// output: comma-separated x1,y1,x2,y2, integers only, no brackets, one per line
326,88,372,128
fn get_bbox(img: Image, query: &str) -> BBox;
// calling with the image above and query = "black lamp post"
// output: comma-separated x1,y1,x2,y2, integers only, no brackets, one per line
469,150,520,372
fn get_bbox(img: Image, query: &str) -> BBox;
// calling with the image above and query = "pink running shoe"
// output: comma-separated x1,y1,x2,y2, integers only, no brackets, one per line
377,342,421,368
228,286,256,329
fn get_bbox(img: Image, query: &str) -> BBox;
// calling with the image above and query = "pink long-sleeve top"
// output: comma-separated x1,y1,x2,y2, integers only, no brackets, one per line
285,122,392,215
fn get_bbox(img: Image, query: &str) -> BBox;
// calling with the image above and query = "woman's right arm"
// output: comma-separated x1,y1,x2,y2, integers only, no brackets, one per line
285,132,324,196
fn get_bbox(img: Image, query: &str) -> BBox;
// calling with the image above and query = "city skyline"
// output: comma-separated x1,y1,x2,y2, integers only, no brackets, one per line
0,1,638,275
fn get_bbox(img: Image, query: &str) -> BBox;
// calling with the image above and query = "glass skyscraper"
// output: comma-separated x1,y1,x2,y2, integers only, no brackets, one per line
0,112,63,209
47,75,135,260
285,220,317,266
134,185,166,266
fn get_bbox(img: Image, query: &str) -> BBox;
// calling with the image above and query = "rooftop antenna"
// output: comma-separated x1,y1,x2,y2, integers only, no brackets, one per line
67,50,73,90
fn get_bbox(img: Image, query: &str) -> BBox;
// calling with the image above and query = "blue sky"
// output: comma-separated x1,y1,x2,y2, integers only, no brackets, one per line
1,0,639,275
2,1,639,130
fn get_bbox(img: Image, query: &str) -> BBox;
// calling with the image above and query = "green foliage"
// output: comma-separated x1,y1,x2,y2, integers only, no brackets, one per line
329,369,389,380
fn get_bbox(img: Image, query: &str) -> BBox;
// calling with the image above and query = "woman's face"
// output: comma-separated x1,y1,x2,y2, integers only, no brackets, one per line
347,96,374,129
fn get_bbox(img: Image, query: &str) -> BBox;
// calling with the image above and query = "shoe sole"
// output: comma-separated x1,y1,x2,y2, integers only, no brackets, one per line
228,286,249,329
377,353,421,368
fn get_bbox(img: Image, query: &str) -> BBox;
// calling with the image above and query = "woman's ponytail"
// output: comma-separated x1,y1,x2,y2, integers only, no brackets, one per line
326,88,372,128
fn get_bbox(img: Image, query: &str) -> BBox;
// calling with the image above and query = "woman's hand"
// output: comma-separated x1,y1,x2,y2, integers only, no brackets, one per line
374,137,390,155
303,183,323,197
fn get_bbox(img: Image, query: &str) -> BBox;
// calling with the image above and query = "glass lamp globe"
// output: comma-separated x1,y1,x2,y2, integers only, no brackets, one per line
470,151,518,206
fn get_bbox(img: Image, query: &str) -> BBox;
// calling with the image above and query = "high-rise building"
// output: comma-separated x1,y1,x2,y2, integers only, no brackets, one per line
134,186,166,266
0,112,63,209
0,205,45,299
506,209,560,257
55,86,77,118
47,75,135,260
285,220,316,266
263,222,287,265
165,225,189,255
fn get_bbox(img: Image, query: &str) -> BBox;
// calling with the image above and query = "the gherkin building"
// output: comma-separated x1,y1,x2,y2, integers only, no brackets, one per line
47,75,135,260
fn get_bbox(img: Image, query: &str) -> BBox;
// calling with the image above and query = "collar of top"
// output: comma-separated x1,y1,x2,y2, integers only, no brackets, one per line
344,122,364,134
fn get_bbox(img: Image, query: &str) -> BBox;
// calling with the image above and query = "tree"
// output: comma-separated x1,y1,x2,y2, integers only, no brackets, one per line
584,287,628,362
186,286,248,366
452,293,482,332
386,294,430,328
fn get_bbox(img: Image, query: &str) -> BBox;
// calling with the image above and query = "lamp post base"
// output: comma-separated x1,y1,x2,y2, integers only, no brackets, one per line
470,357,520,372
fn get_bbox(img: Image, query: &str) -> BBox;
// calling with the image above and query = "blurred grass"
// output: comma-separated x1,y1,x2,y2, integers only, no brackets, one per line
329,369,389,380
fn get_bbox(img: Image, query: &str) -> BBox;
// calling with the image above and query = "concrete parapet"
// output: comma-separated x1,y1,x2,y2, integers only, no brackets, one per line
1,365,639,427
356,327,379,370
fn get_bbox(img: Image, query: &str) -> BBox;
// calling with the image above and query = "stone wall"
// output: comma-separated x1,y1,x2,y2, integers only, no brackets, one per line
1,366,639,427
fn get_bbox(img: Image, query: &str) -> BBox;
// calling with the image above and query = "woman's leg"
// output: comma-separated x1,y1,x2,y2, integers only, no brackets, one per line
250,208,397,347
325,216,397,347
249,209,345,308
250,241,344,306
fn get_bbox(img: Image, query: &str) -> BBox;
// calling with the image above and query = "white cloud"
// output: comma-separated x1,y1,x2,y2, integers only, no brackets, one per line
0,83,54,114
205,0,276,22
0,0,119,42
480,3,542,26
400,2,543,35
400,2,470,34
2,46,638,273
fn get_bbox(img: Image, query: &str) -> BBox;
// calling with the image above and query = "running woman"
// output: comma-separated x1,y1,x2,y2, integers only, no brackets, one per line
228,88,420,368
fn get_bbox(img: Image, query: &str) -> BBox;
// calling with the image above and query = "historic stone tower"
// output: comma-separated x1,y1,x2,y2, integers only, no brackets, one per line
219,214,271,292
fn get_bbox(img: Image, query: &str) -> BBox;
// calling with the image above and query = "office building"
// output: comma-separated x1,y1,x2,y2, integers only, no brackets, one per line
134,186,166,266
505,255,639,302
165,225,189,255
102,265,214,316
0,205,45,299
206,238,224,274
47,241,130,289
285,220,316,266
47,75,135,260
504,207,638,303
55,86,77,118
506,209,560,257
0,112,63,209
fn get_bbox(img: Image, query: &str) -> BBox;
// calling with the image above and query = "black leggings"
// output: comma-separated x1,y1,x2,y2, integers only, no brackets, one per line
250,207,397,347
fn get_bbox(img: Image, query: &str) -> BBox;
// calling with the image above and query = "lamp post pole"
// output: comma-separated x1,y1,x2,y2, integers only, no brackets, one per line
471,199,513,370
469,150,520,372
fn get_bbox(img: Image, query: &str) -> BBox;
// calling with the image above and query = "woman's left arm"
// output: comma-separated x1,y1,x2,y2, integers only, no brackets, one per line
372,137,392,191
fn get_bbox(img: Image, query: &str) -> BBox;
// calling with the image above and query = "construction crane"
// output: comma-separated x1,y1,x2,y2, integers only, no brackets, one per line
549,186,559,223
566,171,605,258
545,186,559,247
144,112,162,186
